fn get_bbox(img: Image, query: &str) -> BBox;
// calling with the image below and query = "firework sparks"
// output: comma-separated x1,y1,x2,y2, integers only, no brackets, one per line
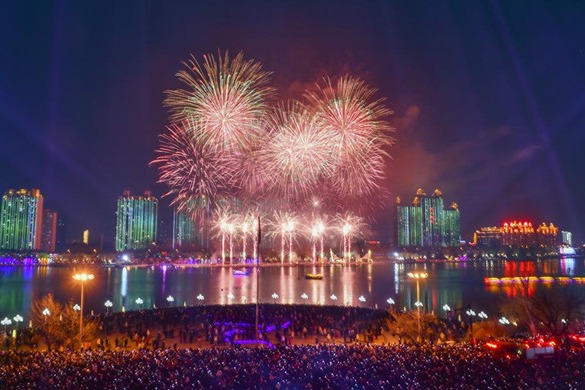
305,75,394,199
151,123,240,218
156,52,391,255
259,103,336,202
164,51,273,153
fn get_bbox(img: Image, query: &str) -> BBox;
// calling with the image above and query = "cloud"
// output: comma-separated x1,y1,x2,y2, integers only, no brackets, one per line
391,105,420,131
504,144,543,166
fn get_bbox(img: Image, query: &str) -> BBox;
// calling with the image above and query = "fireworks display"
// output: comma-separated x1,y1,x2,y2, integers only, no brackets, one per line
164,51,273,153
305,76,393,199
151,123,240,219
153,50,394,255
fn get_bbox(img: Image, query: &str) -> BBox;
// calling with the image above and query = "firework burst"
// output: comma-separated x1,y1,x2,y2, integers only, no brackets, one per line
305,75,394,199
259,103,336,202
164,51,273,153
151,123,240,219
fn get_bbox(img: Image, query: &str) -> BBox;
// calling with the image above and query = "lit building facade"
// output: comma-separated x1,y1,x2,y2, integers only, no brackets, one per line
561,231,572,246
473,221,558,248
115,190,158,252
396,188,460,247
41,209,58,252
172,208,197,249
0,189,44,251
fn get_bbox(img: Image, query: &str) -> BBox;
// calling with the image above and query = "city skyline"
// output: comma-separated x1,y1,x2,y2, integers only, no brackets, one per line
1,2,584,243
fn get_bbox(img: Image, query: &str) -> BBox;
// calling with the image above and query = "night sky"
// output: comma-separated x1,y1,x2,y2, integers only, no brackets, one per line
1,1,584,245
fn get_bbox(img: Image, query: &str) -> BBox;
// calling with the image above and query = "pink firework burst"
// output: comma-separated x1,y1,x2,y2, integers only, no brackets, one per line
305,75,394,199
259,103,337,203
150,123,240,219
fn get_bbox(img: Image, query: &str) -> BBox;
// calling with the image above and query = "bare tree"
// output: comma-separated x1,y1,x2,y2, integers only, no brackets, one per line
502,284,584,337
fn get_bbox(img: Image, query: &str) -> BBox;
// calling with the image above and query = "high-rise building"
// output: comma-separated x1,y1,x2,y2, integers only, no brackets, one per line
0,189,44,251
395,188,460,248
115,190,158,252
172,207,197,249
56,216,66,252
41,209,58,252
83,229,89,245
561,231,572,246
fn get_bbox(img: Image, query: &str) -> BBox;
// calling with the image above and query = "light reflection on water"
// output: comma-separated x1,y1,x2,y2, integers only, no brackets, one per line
0,258,583,321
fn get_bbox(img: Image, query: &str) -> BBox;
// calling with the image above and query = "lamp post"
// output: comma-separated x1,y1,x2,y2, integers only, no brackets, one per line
166,295,174,307
407,271,428,342
13,314,23,334
466,308,477,341
42,308,50,323
1,318,11,334
73,272,94,349
104,300,113,314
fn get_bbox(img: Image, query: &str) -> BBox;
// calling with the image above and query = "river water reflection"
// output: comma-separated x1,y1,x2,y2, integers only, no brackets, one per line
0,257,583,321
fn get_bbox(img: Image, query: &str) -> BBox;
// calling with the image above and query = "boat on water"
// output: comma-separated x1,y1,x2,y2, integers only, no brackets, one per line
233,269,250,276
305,273,323,280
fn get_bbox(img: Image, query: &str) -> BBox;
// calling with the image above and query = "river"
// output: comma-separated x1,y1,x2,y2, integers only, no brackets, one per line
0,257,582,322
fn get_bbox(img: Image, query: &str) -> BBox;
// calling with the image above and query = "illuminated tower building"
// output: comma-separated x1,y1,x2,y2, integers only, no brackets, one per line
474,221,558,248
444,202,460,247
41,209,58,252
561,231,572,246
395,188,460,248
172,207,197,249
0,189,44,251
115,190,158,252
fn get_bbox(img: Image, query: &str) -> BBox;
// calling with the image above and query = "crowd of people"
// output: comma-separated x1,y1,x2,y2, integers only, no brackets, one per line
2,304,585,388
101,304,389,350
1,343,584,388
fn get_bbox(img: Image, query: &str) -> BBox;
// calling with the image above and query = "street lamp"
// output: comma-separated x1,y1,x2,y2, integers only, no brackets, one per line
358,295,366,303
196,294,205,304
73,272,94,349
1,318,11,334
13,314,23,331
466,308,477,340
330,294,338,301
73,304,81,311
104,300,113,314
166,295,174,306
271,292,279,303
301,293,309,301
407,271,428,341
